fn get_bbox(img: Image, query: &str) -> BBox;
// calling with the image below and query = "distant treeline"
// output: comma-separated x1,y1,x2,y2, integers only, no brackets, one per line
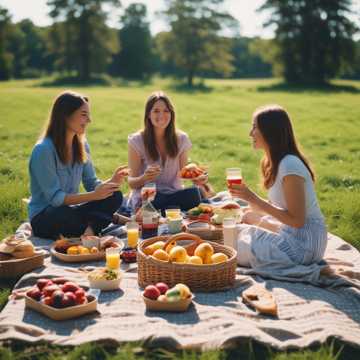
0,0,359,85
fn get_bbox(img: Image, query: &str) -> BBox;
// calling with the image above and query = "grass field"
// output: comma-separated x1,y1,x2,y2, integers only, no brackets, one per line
0,77,359,359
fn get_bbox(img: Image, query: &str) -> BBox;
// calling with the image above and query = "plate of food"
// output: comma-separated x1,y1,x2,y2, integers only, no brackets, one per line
186,204,214,221
51,235,124,263
210,202,243,225
179,163,207,180
87,267,121,291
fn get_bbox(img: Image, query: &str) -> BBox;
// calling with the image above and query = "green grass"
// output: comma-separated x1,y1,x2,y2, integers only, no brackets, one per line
0,77,360,359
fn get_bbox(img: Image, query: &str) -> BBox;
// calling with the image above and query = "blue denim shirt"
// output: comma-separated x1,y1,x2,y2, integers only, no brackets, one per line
28,137,101,220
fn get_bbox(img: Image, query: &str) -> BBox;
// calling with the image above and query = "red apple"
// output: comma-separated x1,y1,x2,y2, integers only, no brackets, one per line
37,279,53,291
155,282,169,295
42,284,61,297
40,295,53,306
61,282,80,293
51,290,65,308
52,277,69,285
26,288,42,301
143,285,161,300
74,288,86,300
62,292,76,307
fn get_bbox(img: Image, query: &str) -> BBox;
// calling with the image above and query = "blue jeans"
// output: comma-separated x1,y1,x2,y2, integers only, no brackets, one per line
151,187,201,215
31,191,123,239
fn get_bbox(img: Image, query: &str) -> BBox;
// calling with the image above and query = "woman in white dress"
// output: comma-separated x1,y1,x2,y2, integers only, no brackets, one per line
229,105,327,269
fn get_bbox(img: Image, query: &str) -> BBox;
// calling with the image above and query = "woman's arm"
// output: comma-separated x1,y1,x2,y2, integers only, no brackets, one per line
127,144,160,189
230,175,306,228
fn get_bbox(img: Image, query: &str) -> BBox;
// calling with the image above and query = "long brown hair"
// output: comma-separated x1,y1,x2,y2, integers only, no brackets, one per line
254,105,315,189
43,91,88,164
142,91,178,161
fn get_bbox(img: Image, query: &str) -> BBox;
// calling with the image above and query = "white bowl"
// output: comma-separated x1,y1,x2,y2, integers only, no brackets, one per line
88,269,121,291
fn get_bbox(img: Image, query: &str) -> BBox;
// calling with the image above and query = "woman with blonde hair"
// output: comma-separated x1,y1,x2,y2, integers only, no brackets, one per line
229,105,327,268
29,91,127,239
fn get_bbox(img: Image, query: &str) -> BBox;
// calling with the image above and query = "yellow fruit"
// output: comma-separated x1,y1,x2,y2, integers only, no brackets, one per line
67,246,79,255
152,249,170,262
187,255,203,265
203,255,213,264
143,241,165,255
176,283,192,299
169,246,187,263
90,246,99,254
194,243,214,260
165,240,177,253
211,252,228,264
79,246,90,255
157,295,167,302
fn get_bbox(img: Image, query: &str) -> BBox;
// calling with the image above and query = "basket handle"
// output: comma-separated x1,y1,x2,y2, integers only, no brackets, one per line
163,232,203,256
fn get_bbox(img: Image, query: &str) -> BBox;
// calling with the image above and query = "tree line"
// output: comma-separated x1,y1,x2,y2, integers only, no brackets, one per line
0,0,359,86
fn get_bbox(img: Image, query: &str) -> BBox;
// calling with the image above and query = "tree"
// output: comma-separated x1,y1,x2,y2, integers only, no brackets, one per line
161,0,237,86
110,3,153,79
0,6,12,80
47,0,121,81
260,0,358,84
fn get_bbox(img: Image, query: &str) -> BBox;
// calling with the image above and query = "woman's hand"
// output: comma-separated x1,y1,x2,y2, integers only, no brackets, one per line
110,165,129,185
229,183,256,203
192,173,208,186
93,182,119,201
143,164,161,183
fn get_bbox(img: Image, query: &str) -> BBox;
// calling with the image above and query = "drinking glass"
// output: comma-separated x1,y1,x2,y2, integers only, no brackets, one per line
106,247,121,269
141,182,157,202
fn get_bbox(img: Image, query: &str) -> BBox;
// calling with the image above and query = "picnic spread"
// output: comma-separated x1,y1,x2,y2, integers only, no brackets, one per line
1,218,360,351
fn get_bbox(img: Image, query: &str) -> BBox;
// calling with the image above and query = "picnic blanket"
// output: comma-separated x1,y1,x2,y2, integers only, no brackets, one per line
0,225,360,351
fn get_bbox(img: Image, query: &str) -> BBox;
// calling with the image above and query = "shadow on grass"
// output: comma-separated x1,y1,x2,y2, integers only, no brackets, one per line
257,82,360,94
34,75,153,88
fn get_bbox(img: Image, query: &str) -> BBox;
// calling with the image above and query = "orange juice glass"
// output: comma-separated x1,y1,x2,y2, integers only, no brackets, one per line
106,248,121,269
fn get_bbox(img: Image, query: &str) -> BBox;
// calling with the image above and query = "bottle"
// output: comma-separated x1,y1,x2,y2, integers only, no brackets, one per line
141,200,159,239
222,217,237,249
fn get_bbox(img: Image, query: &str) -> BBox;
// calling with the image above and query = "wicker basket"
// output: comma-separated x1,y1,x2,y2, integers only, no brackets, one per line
0,252,45,279
137,233,237,292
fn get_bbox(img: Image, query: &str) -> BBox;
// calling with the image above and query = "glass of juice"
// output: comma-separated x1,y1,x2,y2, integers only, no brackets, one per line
165,206,181,220
126,222,139,248
226,168,242,198
141,182,157,202
106,247,121,270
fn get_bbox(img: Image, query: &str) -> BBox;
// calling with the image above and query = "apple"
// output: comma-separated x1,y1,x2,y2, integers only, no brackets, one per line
40,295,53,306
74,288,85,300
26,288,42,301
143,285,160,300
37,279,53,291
51,290,65,308
62,282,80,293
62,292,76,307
155,282,169,295
52,277,69,285
42,284,61,297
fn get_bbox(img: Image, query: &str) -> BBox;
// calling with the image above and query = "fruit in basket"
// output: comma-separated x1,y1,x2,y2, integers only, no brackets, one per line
157,294,167,302
165,287,181,302
143,241,165,256
144,285,161,300
155,282,169,295
211,252,228,264
67,246,79,255
169,246,187,263
90,246,99,254
176,283,191,299
62,281,80,293
52,290,65,308
165,240,177,254
79,246,90,255
194,243,214,261
43,284,61,297
52,277,69,285
26,288,42,301
187,255,203,265
152,249,169,262
37,278,53,291
62,292,76,307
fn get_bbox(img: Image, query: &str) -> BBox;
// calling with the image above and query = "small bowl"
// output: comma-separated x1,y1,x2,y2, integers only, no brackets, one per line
88,269,121,291
81,235,100,249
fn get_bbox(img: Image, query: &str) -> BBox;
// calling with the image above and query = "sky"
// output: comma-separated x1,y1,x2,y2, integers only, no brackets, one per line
0,0,276,38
